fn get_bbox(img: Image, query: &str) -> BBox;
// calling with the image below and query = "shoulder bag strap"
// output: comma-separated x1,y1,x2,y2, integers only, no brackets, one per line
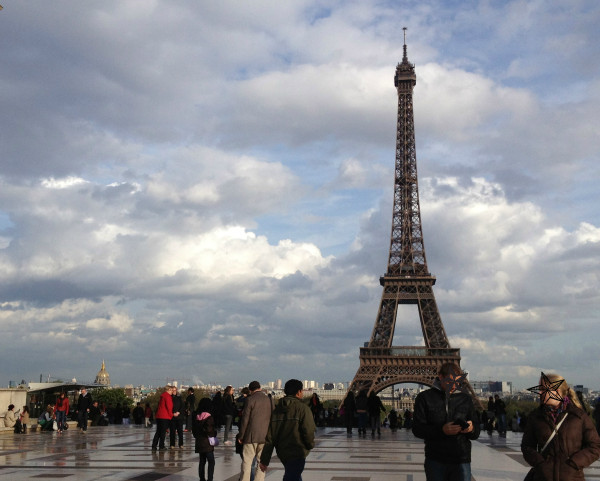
540,413,568,453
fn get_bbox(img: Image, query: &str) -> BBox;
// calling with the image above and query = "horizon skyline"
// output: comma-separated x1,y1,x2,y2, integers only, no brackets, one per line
14,361,600,394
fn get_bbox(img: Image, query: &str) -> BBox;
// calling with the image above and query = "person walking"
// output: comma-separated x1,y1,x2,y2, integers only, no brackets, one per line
521,372,600,481
55,392,70,434
170,388,184,448
486,396,495,434
76,388,92,432
152,385,174,451
144,402,153,428
342,391,356,436
132,402,145,425
494,394,507,436
193,397,216,481
367,391,386,437
212,390,223,431
237,381,274,481
412,362,480,481
185,387,196,432
223,385,236,446
310,393,322,426
259,379,316,481
355,390,368,437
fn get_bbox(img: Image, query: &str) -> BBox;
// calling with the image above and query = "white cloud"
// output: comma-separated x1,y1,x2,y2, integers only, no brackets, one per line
0,0,598,391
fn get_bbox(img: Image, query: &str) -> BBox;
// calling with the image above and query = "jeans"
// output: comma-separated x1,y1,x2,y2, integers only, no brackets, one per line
283,458,306,481
497,413,507,433
424,458,471,481
199,451,215,481
170,417,184,447
370,414,381,434
56,410,67,431
224,414,233,442
357,412,368,432
77,410,89,431
152,419,170,449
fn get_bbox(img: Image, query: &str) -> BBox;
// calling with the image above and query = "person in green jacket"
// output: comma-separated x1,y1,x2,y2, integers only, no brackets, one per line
259,379,316,480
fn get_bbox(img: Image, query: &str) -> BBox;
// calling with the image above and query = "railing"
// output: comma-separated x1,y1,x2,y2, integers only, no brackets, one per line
359,346,460,358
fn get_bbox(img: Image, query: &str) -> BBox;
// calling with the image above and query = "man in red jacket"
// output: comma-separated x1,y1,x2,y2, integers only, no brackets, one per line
152,385,174,451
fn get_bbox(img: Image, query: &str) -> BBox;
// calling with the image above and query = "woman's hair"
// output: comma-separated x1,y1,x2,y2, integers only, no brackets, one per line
224,385,233,395
543,373,582,409
197,397,212,413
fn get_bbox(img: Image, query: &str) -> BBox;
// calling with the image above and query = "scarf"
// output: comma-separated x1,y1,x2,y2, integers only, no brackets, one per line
544,396,570,424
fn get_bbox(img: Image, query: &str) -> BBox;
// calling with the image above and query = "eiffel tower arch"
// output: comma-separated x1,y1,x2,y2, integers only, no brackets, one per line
347,32,480,407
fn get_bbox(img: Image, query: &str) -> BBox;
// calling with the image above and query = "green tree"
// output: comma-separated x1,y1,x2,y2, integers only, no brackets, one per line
91,388,133,410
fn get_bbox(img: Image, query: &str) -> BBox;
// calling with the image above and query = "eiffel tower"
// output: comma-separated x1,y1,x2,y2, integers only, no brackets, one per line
347,31,480,406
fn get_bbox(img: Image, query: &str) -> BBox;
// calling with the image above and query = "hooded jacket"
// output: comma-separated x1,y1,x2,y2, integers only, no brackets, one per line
260,395,316,466
412,378,480,464
521,403,600,481
192,411,216,454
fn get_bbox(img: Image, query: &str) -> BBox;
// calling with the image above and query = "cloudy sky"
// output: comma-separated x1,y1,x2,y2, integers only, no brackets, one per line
1,1,599,392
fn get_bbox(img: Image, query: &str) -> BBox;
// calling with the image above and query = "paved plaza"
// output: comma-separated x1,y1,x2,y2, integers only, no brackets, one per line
1,425,600,481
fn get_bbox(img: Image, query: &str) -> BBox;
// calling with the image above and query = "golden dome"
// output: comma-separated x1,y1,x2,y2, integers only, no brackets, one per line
95,359,110,386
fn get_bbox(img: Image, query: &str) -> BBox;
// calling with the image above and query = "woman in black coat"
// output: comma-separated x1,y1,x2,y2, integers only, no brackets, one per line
193,397,216,481
522,372,600,481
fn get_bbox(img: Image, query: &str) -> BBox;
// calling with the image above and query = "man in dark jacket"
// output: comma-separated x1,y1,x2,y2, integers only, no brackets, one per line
412,363,480,481
259,379,316,481
77,388,93,432
494,394,507,436
185,387,196,432
170,388,184,448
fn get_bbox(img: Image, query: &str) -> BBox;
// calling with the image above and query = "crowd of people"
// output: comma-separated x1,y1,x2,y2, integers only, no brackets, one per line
5,368,600,481
150,379,316,481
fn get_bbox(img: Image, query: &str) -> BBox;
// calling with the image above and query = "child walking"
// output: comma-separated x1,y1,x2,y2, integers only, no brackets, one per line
192,397,216,481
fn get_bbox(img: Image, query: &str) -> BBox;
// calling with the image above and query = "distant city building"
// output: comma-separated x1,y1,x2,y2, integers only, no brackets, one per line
471,380,512,395
94,360,110,386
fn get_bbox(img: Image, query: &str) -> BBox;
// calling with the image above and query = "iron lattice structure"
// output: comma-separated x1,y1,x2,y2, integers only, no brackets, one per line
347,39,480,407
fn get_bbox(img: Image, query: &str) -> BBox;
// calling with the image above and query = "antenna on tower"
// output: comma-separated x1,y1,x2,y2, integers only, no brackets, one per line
402,27,408,61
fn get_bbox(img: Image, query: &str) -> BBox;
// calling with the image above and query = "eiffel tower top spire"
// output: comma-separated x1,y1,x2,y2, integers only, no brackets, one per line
387,29,429,280
395,27,416,87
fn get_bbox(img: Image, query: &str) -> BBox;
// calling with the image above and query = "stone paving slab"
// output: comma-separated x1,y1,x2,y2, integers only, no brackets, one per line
1,425,599,481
